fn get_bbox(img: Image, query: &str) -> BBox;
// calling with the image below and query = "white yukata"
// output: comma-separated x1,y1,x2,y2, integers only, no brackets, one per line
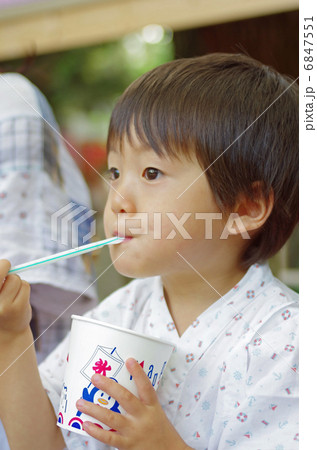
40,262,299,450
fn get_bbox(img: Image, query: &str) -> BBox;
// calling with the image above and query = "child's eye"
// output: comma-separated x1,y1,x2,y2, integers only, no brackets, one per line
142,167,162,180
108,167,120,180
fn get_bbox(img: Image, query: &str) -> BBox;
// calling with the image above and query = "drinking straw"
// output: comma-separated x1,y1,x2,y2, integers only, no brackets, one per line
8,236,124,274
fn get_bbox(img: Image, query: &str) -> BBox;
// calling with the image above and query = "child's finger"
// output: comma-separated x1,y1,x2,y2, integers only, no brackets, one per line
0,274,22,302
125,358,157,405
0,259,11,285
83,421,125,448
0,278,31,333
91,374,141,416
12,280,31,312
76,399,125,431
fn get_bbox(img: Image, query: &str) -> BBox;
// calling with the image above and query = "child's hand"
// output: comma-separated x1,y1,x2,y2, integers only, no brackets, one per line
0,259,31,336
76,358,192,450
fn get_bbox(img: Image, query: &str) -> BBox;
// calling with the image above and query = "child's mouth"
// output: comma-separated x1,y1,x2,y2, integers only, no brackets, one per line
113,232,133,243
122,236,133,243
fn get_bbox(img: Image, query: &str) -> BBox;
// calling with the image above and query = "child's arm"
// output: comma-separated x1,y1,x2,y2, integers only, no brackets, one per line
0,260,65,450
76,357,193,450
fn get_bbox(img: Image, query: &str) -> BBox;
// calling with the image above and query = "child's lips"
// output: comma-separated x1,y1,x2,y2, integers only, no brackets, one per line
122,236,133,243
113,232,133,243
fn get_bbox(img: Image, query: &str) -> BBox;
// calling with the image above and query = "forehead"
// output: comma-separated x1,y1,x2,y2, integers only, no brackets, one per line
107,128,144,154
107,128,171,162
107,139,172,168
107,127,195,166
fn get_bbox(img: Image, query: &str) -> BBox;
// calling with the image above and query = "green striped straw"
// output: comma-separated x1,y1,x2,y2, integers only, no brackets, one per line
9,236,124,274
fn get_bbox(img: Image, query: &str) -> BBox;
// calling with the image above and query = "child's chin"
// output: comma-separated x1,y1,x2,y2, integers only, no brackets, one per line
112,260,156,279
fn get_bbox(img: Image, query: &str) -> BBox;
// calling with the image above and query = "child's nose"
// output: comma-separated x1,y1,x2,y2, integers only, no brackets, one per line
110,185,137,215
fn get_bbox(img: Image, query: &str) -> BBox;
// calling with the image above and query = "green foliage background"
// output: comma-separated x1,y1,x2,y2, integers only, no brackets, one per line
2,30,174,143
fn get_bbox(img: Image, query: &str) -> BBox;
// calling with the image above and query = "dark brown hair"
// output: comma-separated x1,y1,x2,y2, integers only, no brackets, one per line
107,53,298,268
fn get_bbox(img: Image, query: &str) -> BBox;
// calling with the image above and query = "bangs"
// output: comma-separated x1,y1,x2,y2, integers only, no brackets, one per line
106,61,206,162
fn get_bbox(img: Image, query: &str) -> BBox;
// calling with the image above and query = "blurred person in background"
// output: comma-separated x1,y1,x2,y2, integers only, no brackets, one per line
0,73,98,363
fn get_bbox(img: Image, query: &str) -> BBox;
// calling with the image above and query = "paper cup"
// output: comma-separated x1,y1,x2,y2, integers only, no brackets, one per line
57,315,174,436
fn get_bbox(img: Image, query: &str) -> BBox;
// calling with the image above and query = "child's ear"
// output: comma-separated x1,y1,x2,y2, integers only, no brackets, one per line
226,182,274,236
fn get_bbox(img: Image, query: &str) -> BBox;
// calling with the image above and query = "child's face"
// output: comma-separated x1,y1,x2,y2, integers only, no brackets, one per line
104,133,227,279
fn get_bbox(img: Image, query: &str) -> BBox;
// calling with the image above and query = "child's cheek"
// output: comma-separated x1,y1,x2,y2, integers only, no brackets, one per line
103,201,112,237
148,212,175,240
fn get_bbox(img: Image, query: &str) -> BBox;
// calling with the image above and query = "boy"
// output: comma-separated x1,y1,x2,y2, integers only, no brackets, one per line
0,53,298,449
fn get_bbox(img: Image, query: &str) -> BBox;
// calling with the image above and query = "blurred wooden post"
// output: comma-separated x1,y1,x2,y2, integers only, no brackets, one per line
0,0,298,61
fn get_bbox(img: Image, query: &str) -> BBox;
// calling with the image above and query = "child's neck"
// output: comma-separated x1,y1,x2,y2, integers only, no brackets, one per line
161,263,246,337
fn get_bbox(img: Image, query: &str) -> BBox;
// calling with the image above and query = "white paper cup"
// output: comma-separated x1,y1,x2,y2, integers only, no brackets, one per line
57,315,174,436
